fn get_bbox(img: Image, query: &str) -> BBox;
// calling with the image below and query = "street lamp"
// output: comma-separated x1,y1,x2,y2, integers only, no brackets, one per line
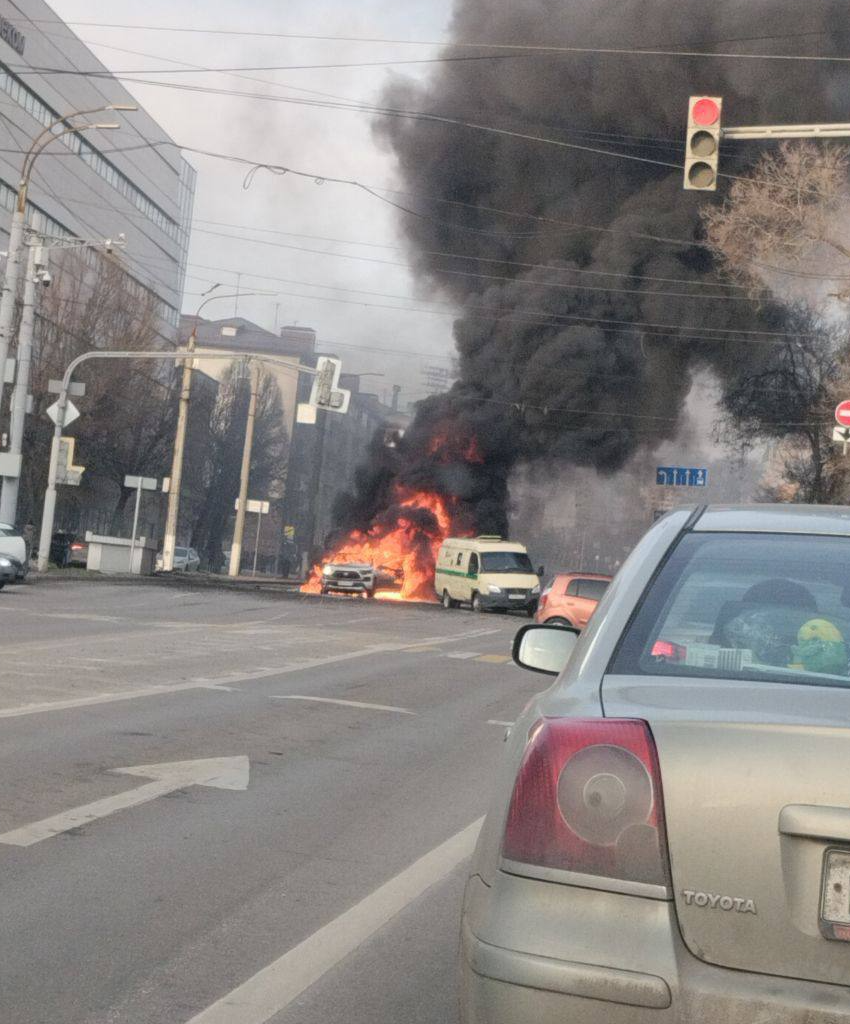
0,105,136,409
0,104,136,518
160,287,276,572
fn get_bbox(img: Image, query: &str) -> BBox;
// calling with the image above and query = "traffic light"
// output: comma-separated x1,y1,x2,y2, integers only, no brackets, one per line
684,96,722,191
308,356,351,415
56,436,85,487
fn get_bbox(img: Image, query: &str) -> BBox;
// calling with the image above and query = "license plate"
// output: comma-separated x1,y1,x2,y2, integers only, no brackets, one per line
509,593,525,600
821,849,850,939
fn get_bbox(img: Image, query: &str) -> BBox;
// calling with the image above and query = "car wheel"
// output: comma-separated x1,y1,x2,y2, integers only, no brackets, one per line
546,616,573,628
471,591,483,613
442,590,456,610
0,581,5,590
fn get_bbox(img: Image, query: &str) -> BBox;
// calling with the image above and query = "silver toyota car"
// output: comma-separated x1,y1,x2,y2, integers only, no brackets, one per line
461,505,850,1023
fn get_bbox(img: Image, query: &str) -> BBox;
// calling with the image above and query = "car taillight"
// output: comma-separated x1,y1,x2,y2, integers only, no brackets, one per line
650,639,686,662
502,718,671,888
71,543,84,551
538,593,548,611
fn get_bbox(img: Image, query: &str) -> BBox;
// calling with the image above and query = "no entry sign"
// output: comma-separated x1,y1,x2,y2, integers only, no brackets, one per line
836,401,850,427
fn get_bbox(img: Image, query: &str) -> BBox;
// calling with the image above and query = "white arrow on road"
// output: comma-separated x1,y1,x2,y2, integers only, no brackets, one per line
0,756,250,848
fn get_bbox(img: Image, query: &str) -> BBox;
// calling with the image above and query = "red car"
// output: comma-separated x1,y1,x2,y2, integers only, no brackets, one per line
534,571,612,630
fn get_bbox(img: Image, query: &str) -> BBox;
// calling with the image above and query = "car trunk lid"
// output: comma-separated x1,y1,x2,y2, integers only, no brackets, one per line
602,675,850,985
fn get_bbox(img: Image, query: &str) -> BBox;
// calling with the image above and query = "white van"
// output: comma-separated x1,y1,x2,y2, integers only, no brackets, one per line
435,535,542,615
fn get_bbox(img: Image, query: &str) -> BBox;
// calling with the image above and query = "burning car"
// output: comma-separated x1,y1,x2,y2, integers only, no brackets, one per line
319,562,402,597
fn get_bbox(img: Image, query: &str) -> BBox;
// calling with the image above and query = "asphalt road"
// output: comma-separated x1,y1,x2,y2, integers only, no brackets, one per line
0,581,543,1024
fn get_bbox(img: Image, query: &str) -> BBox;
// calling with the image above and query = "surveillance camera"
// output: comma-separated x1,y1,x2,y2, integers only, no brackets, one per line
39,270,51,287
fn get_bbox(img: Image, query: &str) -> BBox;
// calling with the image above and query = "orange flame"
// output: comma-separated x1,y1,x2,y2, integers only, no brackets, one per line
302,484,472,602
427,431,484,464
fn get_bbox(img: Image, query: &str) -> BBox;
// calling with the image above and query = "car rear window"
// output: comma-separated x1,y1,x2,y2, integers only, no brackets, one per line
577,579,609,601
610,532,850,688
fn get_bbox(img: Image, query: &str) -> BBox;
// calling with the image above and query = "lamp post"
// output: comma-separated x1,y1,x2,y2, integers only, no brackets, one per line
160,287,276,572
0,104,135,416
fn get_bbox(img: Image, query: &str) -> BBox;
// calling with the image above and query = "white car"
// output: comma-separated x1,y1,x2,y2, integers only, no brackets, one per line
155,546,201,572
0,522,27,578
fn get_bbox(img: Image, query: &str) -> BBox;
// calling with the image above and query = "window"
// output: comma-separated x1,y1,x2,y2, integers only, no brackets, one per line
610,532,850,689
456,552,463,566
577,579,609,601
480,551,534,573
0,62,182,241
566,579,580,596
469,553,479,575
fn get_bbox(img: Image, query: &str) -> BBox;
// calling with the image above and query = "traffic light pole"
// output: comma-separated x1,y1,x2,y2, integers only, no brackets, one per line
684,94,850,192
34,348,324,572
722,122,850,141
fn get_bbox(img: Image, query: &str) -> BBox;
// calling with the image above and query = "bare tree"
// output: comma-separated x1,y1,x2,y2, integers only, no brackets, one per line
703,142,850,300
19,250,178,531
717,306,849,504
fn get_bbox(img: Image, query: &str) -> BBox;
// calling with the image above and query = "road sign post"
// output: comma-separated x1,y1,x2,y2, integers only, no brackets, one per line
234,497,270,576
124,475,158,574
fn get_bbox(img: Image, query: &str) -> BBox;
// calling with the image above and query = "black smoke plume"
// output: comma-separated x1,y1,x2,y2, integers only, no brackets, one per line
330,0,847,543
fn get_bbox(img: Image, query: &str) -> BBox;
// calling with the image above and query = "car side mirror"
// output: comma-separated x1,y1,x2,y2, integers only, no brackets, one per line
512,623,580,676
537,565,545,576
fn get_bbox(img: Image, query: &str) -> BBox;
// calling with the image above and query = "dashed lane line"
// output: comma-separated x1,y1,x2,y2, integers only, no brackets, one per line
0,626,503,721
270,696,415,715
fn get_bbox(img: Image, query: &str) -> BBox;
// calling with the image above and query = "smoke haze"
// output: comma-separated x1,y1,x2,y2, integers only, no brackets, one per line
330,0,848,542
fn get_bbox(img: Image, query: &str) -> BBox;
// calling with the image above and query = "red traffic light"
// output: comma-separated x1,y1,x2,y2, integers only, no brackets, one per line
692,98,720,126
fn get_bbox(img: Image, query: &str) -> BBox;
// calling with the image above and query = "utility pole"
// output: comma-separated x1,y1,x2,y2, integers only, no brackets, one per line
0,239,38,523
228,360,260,577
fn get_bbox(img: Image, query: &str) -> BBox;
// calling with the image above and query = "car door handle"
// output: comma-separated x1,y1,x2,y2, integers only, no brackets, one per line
779,804,850,842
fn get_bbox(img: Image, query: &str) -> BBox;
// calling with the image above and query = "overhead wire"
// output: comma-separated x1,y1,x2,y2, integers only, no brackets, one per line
10,18,850,65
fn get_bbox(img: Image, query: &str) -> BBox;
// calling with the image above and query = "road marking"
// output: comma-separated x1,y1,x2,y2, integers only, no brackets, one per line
183,816,483,1024
446,652,481,660
406,645,439,653
487,720,514,727
270,696,414,715
0,756,250,847
476,654,511,664
0,627,504,721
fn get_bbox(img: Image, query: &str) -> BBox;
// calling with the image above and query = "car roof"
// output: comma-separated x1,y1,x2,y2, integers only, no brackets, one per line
693,504,850,536
552,571,612,581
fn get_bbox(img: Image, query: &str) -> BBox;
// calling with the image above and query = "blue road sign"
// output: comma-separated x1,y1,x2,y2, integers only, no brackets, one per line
656,466,708,487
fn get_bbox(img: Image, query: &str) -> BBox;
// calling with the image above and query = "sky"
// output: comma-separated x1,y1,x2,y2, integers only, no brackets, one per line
48,0,458,409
